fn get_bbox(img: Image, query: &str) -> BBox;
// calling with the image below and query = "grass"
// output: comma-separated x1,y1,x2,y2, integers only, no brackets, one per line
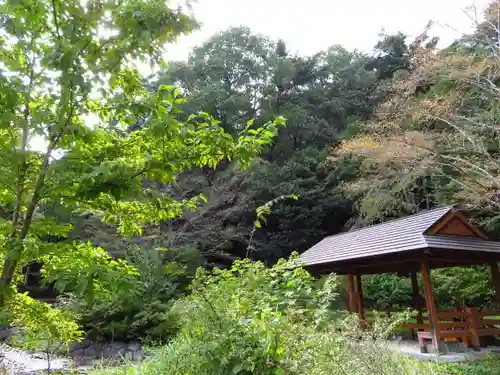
430,358,500,375
88,348,500,375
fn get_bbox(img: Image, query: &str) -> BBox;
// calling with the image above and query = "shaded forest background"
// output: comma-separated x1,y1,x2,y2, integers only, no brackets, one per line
66,2,500,341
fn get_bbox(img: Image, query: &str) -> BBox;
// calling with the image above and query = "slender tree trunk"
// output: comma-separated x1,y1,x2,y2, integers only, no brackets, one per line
0,143,54,306
0,80,33,305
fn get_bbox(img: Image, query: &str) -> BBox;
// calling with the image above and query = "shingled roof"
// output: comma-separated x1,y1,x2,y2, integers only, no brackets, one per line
301,205,500,268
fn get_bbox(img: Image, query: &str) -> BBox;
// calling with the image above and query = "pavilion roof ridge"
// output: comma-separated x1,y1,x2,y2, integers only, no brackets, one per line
318,205,456,242
300,205,500,269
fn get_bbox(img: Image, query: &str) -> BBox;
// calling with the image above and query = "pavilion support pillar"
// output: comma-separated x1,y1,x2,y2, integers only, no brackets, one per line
420,260,441,353
355,274,364,320
410,271,423,324
347,272,357,313
490,261,500,304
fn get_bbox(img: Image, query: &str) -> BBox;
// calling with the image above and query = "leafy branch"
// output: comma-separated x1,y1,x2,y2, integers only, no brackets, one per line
246,194,298,257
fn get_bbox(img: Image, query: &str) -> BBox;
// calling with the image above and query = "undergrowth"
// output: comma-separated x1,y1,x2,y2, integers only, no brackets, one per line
91,255,441,375
431,357,500,375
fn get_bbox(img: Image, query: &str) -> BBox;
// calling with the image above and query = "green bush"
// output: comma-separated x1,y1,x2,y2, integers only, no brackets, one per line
361,267,493,311
73,246,202,343
92,255,433,375
159,254,337,375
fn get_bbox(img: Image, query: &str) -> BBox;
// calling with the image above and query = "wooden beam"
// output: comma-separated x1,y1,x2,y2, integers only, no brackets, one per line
428,251,500,268
420,261,440,353
353,258,420,270
490,262,500,303
411,272,419,299
305,250,424,276
347,273,357,313
426,210,458,235
355,274,364,320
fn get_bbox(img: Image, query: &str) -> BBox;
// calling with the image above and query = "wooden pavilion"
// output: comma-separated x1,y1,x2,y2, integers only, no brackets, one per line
301,206,500,352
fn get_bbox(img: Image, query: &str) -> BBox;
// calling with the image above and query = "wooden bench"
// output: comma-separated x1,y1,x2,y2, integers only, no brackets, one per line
417,327,472,353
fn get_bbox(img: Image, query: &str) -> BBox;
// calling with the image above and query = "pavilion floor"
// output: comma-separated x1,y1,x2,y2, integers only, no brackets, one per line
388,339,500,362
362,307,500,353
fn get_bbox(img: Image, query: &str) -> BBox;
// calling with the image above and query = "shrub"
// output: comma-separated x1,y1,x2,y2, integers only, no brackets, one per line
156,254,337,375
72,246,201,343
361,267,493,311
92,255,434,375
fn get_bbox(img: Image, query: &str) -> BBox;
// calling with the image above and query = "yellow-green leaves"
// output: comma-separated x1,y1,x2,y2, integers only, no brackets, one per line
0,0,282,340
40,241,139,299
10,292,83,348
254,194,298,229
48,84,284,237
170,254,337,374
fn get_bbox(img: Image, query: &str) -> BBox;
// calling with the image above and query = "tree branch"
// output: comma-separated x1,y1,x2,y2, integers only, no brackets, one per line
51,0,61,39
20,1,58,39
11,40,37,235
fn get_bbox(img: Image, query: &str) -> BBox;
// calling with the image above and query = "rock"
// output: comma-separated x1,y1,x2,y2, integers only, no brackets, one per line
111,342,127,351
425,340,449,354
447,341,467,353
84,343,103,358
127,341,141,352
70,348,86,358
0,327,23,343
0,339,147,374
123,351,134,361
0,344,70,374
118,347,128,359
100,343,129,359
132,349,146,360
69,341,91,352
101,344,113,358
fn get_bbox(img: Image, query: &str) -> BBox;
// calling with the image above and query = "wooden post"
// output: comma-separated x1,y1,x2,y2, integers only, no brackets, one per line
420,261,440,353
466,307,480,350
410,271,422,340
410,271,423,324
347,272,357,313
355,274,364,320
490,262,500,303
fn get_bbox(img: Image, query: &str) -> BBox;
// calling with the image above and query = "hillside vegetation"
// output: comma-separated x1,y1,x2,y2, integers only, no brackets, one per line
1,0,500,374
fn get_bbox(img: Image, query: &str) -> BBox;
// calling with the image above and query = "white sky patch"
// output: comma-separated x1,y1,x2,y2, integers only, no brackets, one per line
27,0,493,153
164,0,491,61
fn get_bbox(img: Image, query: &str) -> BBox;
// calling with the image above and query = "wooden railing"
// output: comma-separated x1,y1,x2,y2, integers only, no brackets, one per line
469,309,500,347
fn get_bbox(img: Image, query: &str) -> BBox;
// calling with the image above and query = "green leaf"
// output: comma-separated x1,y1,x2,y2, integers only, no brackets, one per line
232,364,243,374
199,193,208,203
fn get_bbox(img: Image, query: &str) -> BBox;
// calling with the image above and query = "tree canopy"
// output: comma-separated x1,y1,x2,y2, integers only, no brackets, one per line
0,0,282,341
1,0,500,349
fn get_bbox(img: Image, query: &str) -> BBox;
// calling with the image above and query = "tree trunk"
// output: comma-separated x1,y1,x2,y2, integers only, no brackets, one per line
0,143,54,306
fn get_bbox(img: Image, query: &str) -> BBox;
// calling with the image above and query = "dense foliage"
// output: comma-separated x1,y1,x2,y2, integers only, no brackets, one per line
0,0,499,371
431,357,500,375
151,27,385,265
0,0,281,344
94,257,433,375
336,4,500,225
142,3,500,313
333,3,500,309
69,245,201,343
